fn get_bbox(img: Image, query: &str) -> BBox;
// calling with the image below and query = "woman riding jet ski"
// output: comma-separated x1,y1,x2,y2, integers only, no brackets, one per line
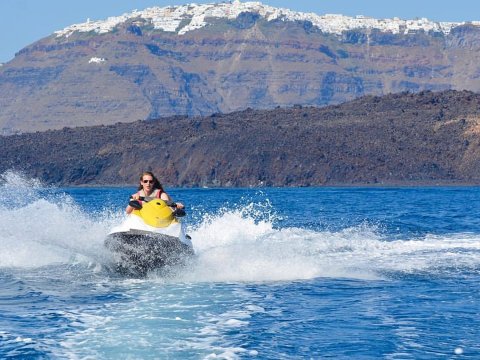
105,172,194,276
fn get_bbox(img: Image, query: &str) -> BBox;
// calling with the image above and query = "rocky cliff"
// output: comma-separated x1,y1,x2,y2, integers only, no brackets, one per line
1,90,480,186
1,1,480,133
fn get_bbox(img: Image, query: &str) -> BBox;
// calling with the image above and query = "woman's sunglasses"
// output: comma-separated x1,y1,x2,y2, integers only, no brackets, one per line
142,179,154,184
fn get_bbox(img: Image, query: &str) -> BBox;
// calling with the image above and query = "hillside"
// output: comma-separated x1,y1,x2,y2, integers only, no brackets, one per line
1,90,480,186
1,2,480,133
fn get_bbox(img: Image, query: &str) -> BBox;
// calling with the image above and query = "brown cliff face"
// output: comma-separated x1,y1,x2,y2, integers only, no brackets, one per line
1,90,480,187
1,15,480,133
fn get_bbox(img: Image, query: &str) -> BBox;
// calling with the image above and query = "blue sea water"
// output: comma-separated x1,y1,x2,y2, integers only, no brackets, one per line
0,171,479,359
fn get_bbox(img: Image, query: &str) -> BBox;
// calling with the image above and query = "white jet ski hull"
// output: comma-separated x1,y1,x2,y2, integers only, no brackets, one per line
106,214,194,276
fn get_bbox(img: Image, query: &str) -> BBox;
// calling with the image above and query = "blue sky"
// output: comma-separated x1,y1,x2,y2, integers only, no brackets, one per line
1,0,479,63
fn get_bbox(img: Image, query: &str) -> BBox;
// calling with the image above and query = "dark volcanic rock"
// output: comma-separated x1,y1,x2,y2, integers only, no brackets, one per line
1,90,480,187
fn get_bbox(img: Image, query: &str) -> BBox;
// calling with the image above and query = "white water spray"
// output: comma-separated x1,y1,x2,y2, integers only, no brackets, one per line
1,171,480,281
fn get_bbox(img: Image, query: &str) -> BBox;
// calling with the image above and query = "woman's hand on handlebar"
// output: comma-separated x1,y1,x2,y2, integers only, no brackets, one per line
175,202,184,209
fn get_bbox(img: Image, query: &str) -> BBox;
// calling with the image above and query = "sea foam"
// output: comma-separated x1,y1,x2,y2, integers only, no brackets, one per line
1,171,479,282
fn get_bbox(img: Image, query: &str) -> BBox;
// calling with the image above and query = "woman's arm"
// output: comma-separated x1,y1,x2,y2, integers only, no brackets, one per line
125,193,140,214
160,192,184,209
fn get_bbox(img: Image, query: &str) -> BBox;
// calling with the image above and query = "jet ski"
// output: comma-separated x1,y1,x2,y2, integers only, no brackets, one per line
105,197,194,276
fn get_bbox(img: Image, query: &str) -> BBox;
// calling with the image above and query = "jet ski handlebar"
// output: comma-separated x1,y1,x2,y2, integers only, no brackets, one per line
137,196,178,207
128,197,185,217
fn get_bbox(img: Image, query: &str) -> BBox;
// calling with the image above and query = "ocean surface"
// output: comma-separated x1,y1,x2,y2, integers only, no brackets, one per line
0,171,479,359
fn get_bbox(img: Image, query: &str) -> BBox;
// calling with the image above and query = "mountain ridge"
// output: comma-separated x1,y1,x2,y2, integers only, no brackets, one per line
2,90,480,187
2,1,480,133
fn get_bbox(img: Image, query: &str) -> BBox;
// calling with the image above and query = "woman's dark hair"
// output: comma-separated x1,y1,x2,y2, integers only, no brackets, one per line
137,171,163,191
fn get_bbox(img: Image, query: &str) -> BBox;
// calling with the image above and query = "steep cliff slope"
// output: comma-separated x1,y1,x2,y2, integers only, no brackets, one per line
1,1,480,133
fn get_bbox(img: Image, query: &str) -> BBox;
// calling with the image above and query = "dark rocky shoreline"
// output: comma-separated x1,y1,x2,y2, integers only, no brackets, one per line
2,90,480,187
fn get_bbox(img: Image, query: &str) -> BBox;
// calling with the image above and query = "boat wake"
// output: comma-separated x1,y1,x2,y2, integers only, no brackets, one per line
0,173,114,270
1,171,479,282
183,207,480,282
